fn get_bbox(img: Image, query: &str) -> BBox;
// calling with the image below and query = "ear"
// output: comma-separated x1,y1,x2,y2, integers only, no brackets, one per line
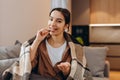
64,24,69,32
64,24,69,29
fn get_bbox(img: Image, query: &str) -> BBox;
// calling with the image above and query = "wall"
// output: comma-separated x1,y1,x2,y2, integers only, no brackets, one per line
72,0,90,25
90,0,120,24
0,0,50,46
89,0,120,43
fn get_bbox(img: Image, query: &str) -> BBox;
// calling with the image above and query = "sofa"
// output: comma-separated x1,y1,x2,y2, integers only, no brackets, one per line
0,41,110,80
0,40,22,79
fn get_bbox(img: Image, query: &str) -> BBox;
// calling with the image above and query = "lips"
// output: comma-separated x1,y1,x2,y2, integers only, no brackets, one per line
49,28,58,32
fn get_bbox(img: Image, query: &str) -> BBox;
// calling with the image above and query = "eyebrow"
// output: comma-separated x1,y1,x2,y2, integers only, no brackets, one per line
50,16,64,21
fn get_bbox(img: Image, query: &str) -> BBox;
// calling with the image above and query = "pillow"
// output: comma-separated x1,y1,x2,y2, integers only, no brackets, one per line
0,58,18,78
84,46,108,77
0,40,22,60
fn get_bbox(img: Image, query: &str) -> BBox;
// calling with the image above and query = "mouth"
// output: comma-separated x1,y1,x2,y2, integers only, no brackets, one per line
49,28,58,32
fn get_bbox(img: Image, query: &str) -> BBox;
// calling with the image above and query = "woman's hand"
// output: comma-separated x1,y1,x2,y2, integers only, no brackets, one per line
57,62,71,76
35,28,49,43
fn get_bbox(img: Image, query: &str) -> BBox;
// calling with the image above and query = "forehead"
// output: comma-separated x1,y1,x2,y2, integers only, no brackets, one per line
50,10,64,20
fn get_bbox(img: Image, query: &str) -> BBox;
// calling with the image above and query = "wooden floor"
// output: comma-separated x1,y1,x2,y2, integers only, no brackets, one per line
110,70,120,80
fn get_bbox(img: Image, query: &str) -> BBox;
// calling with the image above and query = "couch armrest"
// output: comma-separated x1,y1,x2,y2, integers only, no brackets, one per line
104,60,110,78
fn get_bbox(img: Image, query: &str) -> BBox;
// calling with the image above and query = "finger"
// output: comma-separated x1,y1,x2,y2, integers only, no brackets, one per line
39,29,49,36
58,63,68,71
57,64,64,71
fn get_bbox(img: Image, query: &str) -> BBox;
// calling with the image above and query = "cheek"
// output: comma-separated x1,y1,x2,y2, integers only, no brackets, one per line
48,21,50,26
59,26,66,31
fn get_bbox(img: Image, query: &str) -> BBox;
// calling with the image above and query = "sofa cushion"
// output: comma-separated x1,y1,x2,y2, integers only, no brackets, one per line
0,40,22,60
93,77,109,80
84,46,108,77
0,58,18,78
0,40,22,78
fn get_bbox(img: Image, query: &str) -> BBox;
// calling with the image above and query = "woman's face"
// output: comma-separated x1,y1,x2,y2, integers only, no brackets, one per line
48,10,67,36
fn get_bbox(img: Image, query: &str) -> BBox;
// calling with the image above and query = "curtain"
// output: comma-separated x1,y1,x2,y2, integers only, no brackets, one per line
51,0,69,9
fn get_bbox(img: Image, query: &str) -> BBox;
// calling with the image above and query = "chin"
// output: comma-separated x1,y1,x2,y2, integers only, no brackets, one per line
50,32,58,36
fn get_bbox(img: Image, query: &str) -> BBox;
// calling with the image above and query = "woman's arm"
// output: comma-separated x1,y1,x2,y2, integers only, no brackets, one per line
30,28,49,62
30,38,41,62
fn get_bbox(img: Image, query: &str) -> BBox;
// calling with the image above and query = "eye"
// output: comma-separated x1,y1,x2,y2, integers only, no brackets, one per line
57,20,62,23
49,17,53,21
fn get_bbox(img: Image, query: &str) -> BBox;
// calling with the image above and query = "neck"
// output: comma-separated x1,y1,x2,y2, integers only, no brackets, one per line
48,34,65,47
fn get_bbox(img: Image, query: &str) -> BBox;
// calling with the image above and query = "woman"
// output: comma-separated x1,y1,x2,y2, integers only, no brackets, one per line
30,8,82,80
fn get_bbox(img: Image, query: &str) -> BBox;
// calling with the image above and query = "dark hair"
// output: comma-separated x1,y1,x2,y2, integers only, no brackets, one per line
49,8,71,26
